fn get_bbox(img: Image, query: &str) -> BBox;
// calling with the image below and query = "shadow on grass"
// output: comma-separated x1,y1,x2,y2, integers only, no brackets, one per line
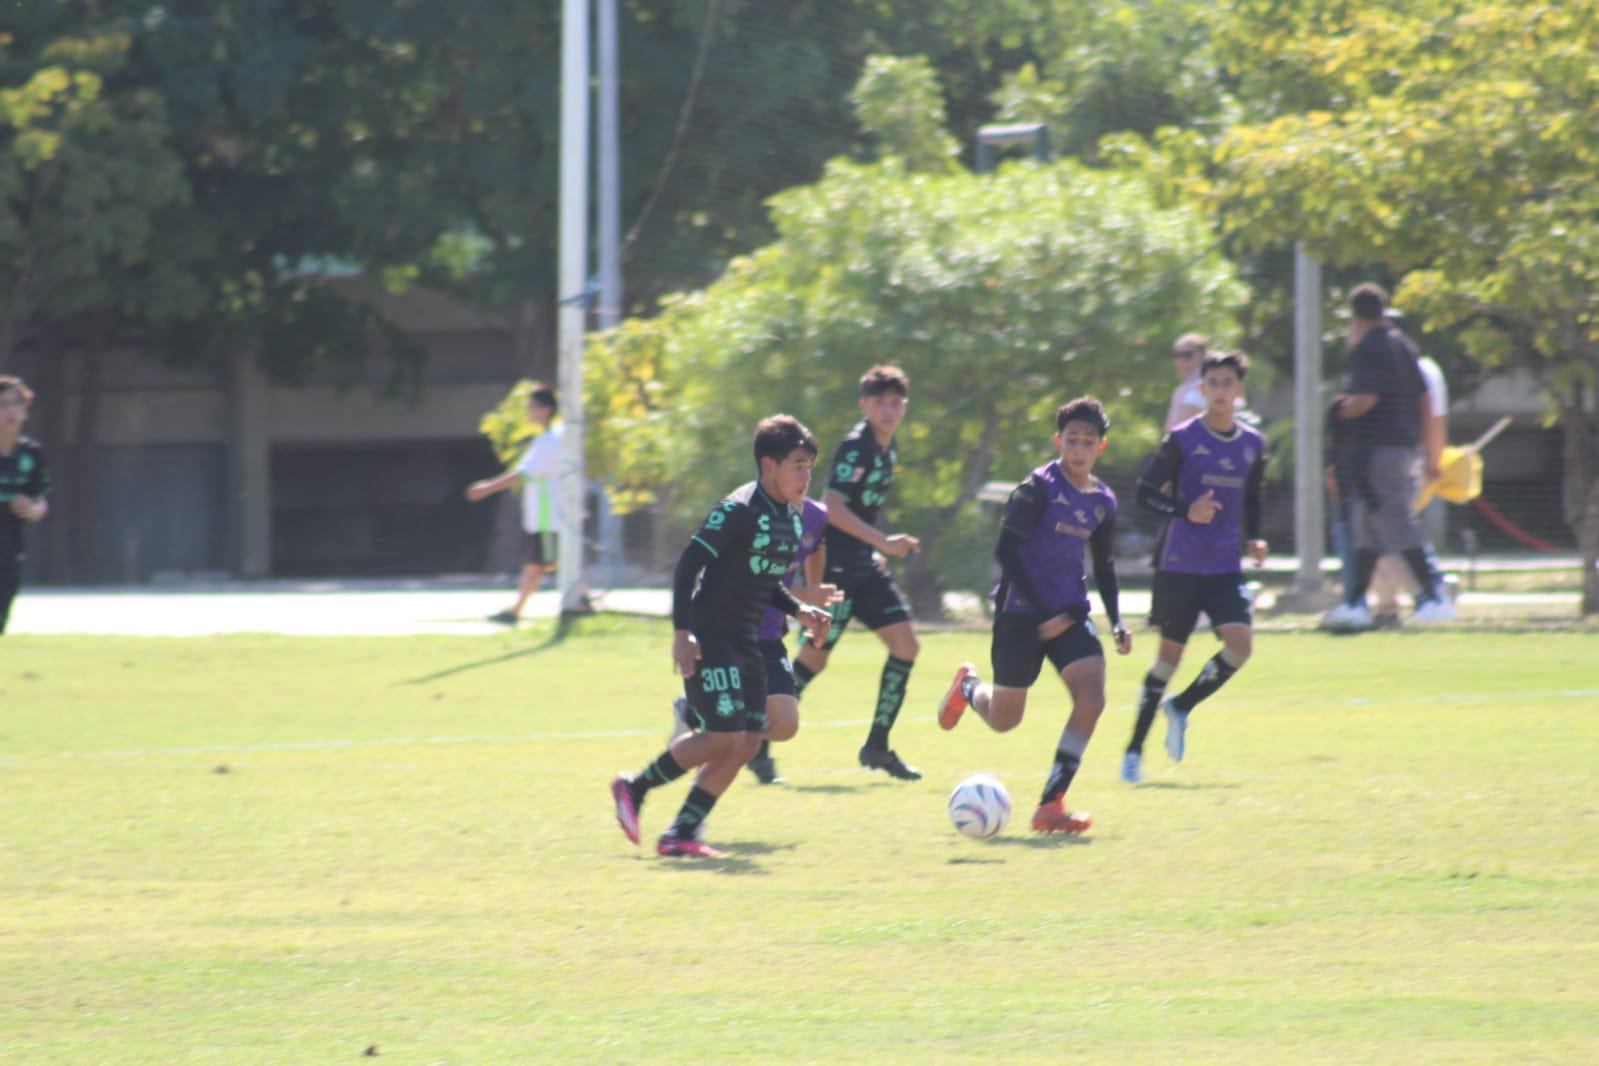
987,834,1093,849
398,618,576,685
651,855,767,876
786,784,866,795
1135,781,1239,791
719,839,797,857
947,856,1005,865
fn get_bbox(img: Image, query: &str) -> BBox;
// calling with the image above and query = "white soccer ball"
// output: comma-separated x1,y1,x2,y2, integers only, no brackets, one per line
948,773,1011,839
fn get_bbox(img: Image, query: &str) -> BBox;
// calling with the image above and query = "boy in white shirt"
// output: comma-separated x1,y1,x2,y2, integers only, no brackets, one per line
466,384,564,623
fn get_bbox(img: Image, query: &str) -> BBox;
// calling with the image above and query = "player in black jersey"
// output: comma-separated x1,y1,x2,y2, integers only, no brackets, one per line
0,377,52,635
611,415,832,858
791,366,924,780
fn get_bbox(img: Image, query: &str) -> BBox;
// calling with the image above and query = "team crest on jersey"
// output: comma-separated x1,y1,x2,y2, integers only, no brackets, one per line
18,455,33,474
1094,505,1105,522
1245,448,1257,464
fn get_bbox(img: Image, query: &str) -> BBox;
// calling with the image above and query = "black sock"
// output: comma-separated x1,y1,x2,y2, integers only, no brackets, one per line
865,655,914,750
1349,549,1379,606
1401,546,1442,602
754,739,771,761
1127,671,1169,754
669,786,719,839
634,751,686,799
792,659,817,698
1171,651,1241,713
960,674,978,702
1040,749,1082,805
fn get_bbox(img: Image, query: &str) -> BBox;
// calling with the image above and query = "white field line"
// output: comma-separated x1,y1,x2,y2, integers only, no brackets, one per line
9,689,1597,763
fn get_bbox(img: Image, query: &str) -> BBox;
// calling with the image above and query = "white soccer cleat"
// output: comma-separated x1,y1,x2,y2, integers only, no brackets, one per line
1411,598,1457,625
1162,698,1189,763
1322,602,1374,631
1120,751,1143,784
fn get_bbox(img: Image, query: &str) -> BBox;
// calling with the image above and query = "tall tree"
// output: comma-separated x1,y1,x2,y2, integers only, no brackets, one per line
1203,0,1599,613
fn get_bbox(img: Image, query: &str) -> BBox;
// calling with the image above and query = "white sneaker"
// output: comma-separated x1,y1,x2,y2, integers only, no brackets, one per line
1162,698,1189,763
1120,751,1143,784
1322,602,1374,631
1411,598,1457,625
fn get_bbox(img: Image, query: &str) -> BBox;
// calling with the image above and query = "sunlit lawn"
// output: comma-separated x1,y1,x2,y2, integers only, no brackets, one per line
3,622,1595,1063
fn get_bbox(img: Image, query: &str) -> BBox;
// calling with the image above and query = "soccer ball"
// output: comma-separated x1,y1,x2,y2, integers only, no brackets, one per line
948,773,1011,839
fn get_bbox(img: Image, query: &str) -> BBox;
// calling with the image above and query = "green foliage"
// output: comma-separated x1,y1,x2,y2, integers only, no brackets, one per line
851,55,960,173
478,379,543,470
586,70,1243,591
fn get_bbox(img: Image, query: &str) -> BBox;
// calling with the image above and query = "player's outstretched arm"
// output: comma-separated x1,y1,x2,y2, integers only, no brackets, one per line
821,490,918,556
465,469,519,502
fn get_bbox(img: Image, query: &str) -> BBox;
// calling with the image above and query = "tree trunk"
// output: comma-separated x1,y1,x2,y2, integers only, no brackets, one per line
1558,391,1599,616
68,310,109,582
901,404,1004,621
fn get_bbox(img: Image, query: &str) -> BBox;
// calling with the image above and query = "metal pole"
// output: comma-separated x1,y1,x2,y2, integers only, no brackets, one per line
596,0,622,330
1292,243,1325,597
558,0,590,614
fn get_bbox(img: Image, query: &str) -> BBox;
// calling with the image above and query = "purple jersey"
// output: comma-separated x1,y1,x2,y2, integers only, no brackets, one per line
756,496,829,641
998,461,1117,616
1150,417,1266,575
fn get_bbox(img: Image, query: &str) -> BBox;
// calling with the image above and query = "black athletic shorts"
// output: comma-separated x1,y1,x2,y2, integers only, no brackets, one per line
990,611,1104,689
524,531,557,568
681,633,768,734
759,638,798,700
809,566,911,651
1150,571,1252,645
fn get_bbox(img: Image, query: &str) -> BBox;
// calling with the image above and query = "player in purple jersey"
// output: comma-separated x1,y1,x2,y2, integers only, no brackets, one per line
935,397,1132,835
1122,352,1267,782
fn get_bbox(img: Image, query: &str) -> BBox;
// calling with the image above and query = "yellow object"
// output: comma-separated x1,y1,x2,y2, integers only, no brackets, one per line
1414,445,1483,512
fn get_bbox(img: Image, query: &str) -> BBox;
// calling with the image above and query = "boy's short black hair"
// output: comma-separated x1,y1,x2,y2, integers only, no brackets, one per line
528,383,558,415
859,365,910,398
0,375,34,405
753,414,819,468
1200,350,1249,380
1349,283,1388,322
1056,395,1110,435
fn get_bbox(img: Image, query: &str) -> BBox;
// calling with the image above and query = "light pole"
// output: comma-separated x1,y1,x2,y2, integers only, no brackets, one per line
558,0,590,616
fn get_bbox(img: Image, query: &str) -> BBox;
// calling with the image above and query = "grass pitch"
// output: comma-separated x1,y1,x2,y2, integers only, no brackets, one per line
2,621,1596,1063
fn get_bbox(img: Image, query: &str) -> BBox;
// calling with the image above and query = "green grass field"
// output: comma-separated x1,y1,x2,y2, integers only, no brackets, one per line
3,622,1596,1063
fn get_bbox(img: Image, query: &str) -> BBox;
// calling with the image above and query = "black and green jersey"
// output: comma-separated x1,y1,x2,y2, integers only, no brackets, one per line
823,419,897,581
676,481,806,639
0,437,51,565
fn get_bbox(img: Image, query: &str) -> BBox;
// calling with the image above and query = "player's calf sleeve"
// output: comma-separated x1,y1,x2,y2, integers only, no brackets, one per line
792,659,817,697
1171,646,1245,713
636,750,687,795
1041,730,1089,804
668,786,719,838
1128,660,1177,753
865,655,914,749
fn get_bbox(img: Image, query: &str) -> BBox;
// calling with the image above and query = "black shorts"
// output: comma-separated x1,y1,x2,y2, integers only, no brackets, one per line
760,638,798,700
990,611,1104,689
810,566,911,651
1150,571,1252,645
524,531,557,568
681,634,768,734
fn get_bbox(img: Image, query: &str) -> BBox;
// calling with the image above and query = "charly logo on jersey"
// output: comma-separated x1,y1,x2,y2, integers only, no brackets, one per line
1051,491,1071,506
1218,457,1235,471
17,454,33,475
1074,508,1089,525
1192,444,1211,455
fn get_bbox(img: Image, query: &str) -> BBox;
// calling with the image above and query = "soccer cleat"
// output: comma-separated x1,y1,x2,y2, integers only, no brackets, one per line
1120,751,1143,784
610,775,641,845
1162,697,1189,763
1321,602,1374,631
487,608,519,625
656,832,728,859
937,663,976,730
1411,597,1457,625
669,697,693,742
1031,799,1092,835
746,754,784,785
859,746,922,781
